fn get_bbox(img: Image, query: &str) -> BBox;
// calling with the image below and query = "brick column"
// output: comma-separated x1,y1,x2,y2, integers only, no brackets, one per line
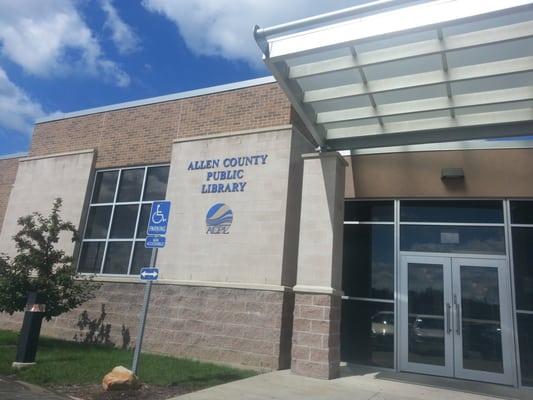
291,152,347,379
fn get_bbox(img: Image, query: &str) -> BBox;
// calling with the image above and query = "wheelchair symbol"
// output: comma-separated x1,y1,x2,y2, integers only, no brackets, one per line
151,204,167,225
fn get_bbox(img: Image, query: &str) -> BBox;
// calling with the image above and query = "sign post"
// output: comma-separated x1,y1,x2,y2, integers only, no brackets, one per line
131,201,170,375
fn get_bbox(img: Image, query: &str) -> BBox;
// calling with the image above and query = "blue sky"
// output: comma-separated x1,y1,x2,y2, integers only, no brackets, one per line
0,0,364,156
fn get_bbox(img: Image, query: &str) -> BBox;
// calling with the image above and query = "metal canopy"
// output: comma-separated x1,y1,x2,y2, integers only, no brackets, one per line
254,0,533,150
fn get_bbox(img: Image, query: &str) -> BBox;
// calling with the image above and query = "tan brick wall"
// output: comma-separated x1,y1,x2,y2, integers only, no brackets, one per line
0,282,294,370
0,157,21,232
30,82,291,169
178,83,291,138
291,293,341,379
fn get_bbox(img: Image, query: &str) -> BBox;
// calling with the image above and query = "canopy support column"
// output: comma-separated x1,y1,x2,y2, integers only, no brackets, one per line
291,152,347,379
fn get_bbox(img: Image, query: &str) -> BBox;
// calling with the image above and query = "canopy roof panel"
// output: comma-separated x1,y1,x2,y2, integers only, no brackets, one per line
254,0,533,150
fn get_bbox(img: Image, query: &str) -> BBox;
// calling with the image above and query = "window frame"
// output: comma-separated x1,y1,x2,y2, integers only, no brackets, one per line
78,164,170,276
342,199,396,369
343,199,395,303
399,200,506,256
509,199,533,315
508,199,533,388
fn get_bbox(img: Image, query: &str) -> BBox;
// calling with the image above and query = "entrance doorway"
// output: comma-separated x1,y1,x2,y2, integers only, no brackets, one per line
399,255,516,385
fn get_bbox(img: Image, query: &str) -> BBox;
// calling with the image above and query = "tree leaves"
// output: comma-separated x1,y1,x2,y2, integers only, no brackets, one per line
0,198,100,320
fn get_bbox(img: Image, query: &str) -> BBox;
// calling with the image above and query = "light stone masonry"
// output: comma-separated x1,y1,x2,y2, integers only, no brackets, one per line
291,152,347,379
0,150,95,257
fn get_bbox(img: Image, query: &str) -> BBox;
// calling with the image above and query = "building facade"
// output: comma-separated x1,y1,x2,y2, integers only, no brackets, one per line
0,0,532,392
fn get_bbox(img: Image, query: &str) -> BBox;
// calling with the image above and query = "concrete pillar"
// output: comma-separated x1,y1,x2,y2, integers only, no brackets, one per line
291,152,347,379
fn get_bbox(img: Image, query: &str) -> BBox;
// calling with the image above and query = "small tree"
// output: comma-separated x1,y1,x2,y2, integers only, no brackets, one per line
0,198,100,321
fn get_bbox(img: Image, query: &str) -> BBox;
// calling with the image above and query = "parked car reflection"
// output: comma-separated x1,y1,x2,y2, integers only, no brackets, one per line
371,311,394,349
409,314,445,356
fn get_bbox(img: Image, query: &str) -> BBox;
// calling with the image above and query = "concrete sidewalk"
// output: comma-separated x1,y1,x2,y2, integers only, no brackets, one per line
172,368,529,400
0,376,70,400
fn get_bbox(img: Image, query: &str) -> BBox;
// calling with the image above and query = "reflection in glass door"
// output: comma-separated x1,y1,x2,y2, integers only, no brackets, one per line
400,256,454,377
399,255,516,385
452,258,515,385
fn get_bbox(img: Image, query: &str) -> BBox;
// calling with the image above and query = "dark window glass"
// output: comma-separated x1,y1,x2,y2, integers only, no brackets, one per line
136,204,151,239
78,242,105,273
518,313,533,387
511,201,533,225
341,300,394,368
102,242,132,274
143,166,169,201
92,171,118,203
512,227,533,310
130,242,152,275
343,225,394,299
345,201,394,222
408,263,445,366
460,266,503,373
117,168,144,202
400,225,505,255
84,206,112,239
110,205,139,238
400,200,503,223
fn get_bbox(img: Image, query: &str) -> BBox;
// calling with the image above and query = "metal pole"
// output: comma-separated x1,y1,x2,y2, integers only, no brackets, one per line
131,247,157,375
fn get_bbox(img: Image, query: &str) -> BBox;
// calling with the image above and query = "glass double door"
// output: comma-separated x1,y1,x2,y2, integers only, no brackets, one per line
399,255,516,385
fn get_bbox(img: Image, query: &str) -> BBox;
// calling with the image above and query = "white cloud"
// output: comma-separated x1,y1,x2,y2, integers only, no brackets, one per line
101,0,141,55
142,0,363,67
0,67,46,135
0,0,130,87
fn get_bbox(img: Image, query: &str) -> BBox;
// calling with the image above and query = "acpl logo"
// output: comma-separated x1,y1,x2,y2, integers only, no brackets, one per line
206,203,233,234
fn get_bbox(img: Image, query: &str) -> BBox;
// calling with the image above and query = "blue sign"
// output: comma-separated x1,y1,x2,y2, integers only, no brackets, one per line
206,203,233,234
140,267,159,281
145,236,166,248
147,201,171,236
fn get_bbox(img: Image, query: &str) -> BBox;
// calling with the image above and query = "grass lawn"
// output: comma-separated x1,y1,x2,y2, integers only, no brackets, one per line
0,329,255,398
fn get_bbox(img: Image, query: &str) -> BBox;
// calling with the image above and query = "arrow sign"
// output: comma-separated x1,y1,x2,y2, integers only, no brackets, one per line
139,267,159,281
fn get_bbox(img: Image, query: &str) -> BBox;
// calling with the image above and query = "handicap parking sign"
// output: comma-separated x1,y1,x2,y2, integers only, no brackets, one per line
145,235,166,248
147,201,171,236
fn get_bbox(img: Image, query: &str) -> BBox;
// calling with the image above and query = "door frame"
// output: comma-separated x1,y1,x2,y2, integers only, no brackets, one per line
399,253,517,385
451,257,517,385
399,254,454,377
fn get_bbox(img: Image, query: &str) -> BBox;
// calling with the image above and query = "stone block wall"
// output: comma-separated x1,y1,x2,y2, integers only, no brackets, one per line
0,282,293,371
0,150,95,258
291,293,341,379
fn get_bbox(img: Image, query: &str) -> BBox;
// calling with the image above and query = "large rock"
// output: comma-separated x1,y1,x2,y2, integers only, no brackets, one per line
102,366,141,391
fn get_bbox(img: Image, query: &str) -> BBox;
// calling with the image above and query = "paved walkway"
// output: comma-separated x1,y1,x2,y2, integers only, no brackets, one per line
0,377,69,400
172,368,529,400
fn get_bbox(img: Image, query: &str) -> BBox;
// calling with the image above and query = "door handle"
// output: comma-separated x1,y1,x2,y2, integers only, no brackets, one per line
446,303,452,334
454,294,461,336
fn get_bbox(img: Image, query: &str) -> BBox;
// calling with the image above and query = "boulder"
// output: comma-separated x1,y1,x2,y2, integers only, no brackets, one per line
102,366,141,391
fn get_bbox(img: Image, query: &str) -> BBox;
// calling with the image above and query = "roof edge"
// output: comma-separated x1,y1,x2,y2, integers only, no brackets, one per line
338,138,533,156
36,76,276,124
0,152,28,161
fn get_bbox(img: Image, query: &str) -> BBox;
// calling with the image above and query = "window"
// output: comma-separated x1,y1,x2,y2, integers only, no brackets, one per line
510,200,533,386
400,200,503,223
345,200,394,222
77,165,170,275
400,200,505,255
400,225,506,255
341,200,394,368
